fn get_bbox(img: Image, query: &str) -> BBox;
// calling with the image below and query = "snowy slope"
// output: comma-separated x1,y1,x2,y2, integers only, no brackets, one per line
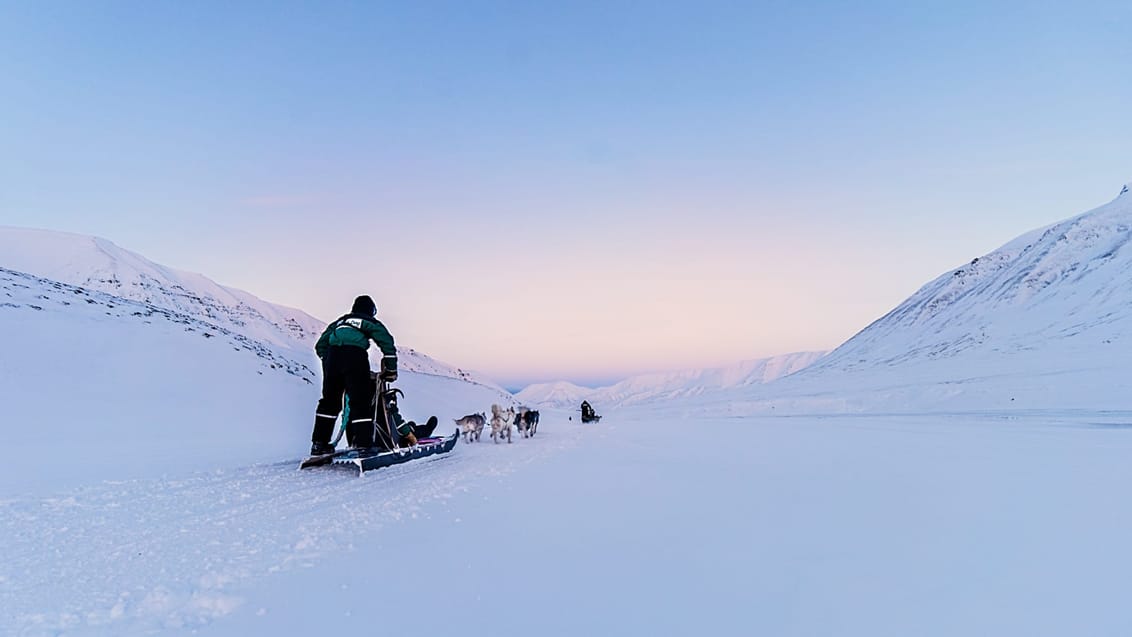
0,265,317,492
394,346,508,392
0,226,322,348
647,182,1132,416
0,226,508,391
0,267,511,494
0,229,513,493
810,182,1132,374
516,350,827,408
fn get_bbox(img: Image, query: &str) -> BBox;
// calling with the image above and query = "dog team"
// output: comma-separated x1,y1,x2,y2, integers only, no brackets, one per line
454,404,540,444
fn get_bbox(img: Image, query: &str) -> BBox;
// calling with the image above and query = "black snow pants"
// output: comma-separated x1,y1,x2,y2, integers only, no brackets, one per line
312,346,377,448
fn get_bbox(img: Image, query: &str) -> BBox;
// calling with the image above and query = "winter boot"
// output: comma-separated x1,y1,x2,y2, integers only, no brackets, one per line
310,441,336,456
415,416,439,439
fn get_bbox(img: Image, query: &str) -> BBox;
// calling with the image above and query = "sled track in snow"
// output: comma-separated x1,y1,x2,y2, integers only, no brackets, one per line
0,429,581,636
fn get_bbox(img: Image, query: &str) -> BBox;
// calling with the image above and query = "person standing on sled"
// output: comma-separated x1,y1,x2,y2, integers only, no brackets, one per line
309,295,417,456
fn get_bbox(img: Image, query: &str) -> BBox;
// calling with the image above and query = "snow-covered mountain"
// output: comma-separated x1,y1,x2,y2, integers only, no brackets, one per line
0,227,513,492
0,226,508,392
0,263,317,489
513,380,594,409
0,226,322,349
806,182,1132,375
516,350,827,408
651,181,1132,416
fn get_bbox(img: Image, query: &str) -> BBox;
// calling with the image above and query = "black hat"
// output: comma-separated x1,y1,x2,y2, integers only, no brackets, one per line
351,295,377,316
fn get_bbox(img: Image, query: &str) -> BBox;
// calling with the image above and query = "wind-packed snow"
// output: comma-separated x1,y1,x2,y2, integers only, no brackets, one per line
516,350,827,409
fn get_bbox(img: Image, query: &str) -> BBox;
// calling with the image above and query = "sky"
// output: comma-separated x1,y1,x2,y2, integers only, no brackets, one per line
1,1,1130,388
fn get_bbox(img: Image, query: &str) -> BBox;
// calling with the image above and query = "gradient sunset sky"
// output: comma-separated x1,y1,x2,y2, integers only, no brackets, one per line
2,1,1130,387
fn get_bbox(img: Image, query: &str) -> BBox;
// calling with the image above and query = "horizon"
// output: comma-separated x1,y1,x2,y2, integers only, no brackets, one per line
2,2,1129,386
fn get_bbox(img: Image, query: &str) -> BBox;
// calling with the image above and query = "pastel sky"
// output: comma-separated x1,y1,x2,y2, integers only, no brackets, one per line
2,1,1129,388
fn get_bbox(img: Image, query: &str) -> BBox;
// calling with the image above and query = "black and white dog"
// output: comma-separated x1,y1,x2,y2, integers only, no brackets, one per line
513,407,540,438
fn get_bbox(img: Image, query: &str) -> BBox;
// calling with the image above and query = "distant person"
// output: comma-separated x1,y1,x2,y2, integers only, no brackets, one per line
580,400,600,423
309,295,414,455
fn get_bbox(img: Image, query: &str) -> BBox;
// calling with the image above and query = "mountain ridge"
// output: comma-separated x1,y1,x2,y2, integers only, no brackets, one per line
516,350,828,408
805,183,1132,375
0,225,509,394
640,182,1132,417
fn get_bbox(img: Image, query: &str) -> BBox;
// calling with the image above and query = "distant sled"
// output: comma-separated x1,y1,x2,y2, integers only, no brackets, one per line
299,432,459,473
580,400,601,423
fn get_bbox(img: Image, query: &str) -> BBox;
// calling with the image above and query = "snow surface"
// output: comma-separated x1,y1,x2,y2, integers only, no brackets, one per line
516,350,828,409
5,409,1132,636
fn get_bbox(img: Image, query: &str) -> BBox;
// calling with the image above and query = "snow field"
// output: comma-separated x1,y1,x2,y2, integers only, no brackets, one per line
172,410,1132,635
0,408,581,636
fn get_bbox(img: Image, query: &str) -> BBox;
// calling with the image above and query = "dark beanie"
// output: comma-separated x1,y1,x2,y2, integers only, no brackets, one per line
351,295,377,316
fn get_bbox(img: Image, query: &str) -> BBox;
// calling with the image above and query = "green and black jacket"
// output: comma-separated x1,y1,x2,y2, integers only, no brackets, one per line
314,312,398,373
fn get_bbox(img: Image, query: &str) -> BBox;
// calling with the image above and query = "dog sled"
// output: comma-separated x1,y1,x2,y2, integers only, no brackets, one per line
300,377,457,473
580,400,601,423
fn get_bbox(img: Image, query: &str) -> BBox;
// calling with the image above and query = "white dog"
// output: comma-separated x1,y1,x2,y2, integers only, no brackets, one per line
490,404,516,444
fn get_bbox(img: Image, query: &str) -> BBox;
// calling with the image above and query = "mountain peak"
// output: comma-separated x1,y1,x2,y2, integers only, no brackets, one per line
0,225,323,348
804,182,1132,376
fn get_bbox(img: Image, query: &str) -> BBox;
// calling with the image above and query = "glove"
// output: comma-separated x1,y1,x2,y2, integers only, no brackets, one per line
403,431,418,446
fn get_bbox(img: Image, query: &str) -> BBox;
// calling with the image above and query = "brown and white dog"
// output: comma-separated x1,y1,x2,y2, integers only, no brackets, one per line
490,404,516,444
454,413,486,443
